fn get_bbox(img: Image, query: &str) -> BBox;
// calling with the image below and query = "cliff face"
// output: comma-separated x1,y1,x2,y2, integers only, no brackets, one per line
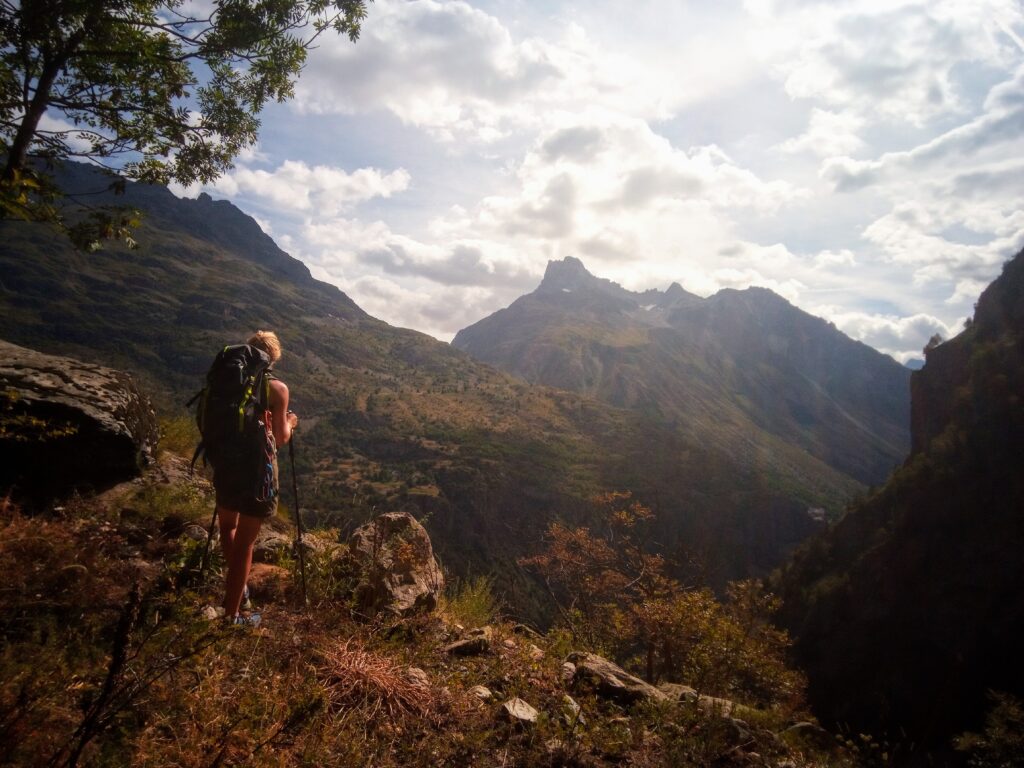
909,335,970,454
775,248,1024,754
910,251,1024,455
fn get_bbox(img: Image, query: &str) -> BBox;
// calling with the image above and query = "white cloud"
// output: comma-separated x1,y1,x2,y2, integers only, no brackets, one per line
37,113,95,154
817,308,962,363
178,0,1024,367
206,161,410,217
753,0,1022,125
779,108,865,157
290,0,747,144
822,66,1024,191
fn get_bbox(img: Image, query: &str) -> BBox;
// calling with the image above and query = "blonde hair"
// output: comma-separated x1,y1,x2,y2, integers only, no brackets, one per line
248,330,282,363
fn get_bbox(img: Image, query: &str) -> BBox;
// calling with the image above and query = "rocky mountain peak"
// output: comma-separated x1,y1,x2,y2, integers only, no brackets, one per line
538,256,599,292
665,281,687,298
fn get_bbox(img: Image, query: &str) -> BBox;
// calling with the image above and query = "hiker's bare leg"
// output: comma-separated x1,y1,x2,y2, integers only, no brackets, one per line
223,513,263,617
217,506,239,562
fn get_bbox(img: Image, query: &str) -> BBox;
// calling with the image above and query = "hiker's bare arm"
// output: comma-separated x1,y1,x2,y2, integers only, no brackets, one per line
269,379,298,445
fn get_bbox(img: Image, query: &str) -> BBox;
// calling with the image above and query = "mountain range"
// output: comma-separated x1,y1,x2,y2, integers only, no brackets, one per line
2,162,901,612
454,256,911,486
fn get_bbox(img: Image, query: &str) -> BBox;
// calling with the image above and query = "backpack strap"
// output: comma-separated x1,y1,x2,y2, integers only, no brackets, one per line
189,441,205,477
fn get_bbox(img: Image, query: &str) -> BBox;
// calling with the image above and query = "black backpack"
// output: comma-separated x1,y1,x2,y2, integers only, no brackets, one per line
189,344,276,501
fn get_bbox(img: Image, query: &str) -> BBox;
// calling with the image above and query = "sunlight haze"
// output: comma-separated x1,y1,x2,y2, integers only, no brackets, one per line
173,0,1024,363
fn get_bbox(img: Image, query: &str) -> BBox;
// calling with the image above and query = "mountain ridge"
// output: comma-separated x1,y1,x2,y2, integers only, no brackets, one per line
0,161,858,609
453,257,911,487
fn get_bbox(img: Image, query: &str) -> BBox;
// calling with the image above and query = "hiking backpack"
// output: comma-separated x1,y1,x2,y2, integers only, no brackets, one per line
189,344,277,502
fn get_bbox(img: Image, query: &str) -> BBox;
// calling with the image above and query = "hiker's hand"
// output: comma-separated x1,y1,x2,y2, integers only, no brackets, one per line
287,411,299,430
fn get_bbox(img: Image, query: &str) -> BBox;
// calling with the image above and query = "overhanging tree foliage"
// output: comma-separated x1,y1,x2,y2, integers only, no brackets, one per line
0,0,368,241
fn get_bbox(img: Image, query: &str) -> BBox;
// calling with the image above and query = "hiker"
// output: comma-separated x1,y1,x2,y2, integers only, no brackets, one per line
208,330,298,624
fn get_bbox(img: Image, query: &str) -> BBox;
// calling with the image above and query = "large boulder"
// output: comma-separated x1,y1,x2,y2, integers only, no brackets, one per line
0,339,158,503
566,652,668,705
347,511,444,617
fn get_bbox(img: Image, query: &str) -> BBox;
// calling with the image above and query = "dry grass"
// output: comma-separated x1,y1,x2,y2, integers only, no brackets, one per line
320,639,440,725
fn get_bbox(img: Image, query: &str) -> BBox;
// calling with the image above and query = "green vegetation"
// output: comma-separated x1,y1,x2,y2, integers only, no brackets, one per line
956,693,1024,767
0,467,857,768
0,0,368,246
440,574,501,629
0,389,79,441
774,248,1024,756
522,493,806,710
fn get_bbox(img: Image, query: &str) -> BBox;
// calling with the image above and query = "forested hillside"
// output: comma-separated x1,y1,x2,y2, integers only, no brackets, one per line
774,248,1024,758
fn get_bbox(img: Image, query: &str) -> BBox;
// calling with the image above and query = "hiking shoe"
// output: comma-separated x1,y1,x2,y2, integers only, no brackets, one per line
230,613,262,628
241,584,253,611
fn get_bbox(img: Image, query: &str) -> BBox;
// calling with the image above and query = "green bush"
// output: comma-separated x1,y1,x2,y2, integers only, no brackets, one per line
441,574,500,628
158,416,198,458
956,692,1024,767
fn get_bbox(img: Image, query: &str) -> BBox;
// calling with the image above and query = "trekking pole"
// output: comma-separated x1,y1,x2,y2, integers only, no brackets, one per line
287,420,308,606
199,504,218,579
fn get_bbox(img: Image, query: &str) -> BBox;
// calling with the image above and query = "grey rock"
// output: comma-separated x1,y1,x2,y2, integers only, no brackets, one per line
403,667,429,687
512,623,542,638
445,626,493,656
0,339,158,502
499,697,538,725
560,661,576,683
253,528,292,563
182,524,209,542
657,682,698,703
566,651,667,704
781,721,835,751
468,685,493,701
724,717,752,747
347,512,444,617
562,694,586,726
696,694,755,719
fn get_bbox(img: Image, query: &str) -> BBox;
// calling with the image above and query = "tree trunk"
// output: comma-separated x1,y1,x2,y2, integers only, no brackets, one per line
2,54,63,183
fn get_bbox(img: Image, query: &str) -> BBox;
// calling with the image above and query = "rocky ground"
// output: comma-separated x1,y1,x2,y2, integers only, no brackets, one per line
0,344,856,766
0,447,857,767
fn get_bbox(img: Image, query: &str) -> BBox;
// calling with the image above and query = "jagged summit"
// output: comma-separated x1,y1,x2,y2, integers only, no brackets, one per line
541,255,590,283
536,257,702,308
665,282,687,299
537,256,620,296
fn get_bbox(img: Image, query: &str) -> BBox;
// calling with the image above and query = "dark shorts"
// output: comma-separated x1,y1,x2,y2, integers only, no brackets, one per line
213,453,279,519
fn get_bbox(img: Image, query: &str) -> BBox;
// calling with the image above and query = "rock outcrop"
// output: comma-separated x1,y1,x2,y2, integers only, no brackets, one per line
566,651,668,705
445,626,493,656
0,339,158,503
347,511,444,617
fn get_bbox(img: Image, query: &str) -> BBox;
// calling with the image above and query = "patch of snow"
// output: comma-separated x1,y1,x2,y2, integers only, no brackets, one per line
641,304,656,311
562,288,572,292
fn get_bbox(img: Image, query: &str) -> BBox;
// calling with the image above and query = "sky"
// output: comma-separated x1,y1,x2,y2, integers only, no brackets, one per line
174,0,1024,363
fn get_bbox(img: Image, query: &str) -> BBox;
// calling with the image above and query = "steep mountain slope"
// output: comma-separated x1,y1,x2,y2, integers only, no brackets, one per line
1,163,856,608
774,248,1024,754
454,257,911,486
